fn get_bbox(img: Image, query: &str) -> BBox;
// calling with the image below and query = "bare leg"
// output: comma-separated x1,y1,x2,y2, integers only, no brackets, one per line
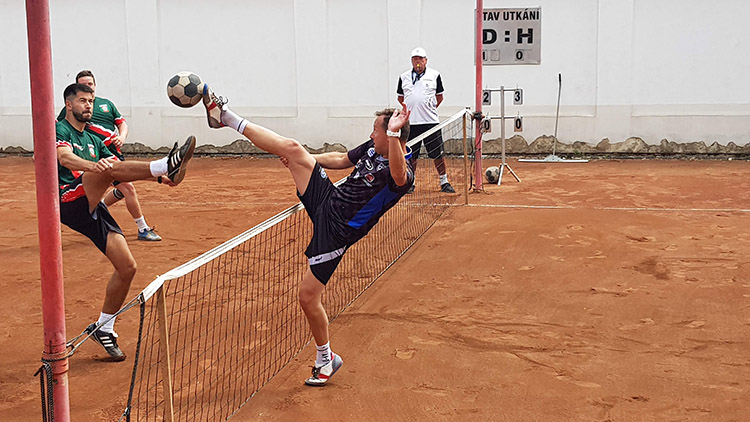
298,267,329,346
104,182,144,220
82,162,153,212
240,122,316,195
102,232,137,314
434,156,447,176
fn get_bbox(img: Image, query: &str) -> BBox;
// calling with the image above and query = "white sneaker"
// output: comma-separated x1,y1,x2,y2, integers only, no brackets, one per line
304,353,343,386
201,84,227,129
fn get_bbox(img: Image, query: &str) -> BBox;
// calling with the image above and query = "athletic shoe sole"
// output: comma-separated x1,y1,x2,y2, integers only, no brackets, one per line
168,135,196,185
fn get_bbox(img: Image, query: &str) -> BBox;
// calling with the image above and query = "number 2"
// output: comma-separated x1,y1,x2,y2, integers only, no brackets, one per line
482,90,491,106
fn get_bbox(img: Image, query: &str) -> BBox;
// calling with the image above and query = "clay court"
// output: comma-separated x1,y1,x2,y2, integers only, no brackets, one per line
1,156,749,421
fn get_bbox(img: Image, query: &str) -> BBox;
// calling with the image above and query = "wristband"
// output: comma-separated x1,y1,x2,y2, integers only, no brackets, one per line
386,130,400,138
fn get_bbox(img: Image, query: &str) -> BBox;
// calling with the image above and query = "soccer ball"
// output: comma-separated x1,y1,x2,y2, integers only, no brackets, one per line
485,166,500,184
167,71,204,108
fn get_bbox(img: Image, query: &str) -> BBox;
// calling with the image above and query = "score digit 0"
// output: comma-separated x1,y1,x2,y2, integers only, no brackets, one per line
480,117,492,134
514,116,523,132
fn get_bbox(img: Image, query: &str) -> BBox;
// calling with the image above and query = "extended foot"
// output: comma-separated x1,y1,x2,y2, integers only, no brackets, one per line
85,323,126,362
440,182,455,193
166,135,196,185
202,84,228,129
305,353,343,386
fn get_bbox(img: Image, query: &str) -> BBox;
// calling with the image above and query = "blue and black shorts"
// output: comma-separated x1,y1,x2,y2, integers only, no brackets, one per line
298,163,350,285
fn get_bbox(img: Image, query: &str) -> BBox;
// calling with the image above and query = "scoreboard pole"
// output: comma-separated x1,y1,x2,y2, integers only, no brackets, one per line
474,0,484,191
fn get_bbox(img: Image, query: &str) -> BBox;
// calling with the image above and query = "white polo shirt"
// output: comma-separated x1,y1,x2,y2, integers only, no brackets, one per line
397,67,444,125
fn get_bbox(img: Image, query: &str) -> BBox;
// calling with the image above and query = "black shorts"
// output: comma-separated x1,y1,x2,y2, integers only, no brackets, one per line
60,188,123,254
298,163,350,285
408,123,444,161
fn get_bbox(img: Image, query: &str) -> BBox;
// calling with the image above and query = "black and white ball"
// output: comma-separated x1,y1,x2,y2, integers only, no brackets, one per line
167,71,204,108
485,166,500,184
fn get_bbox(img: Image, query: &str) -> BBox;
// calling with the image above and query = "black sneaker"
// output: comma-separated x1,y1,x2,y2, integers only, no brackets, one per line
406,184,415,194
440,182,455,193
166,135,196,185
85,323,126,362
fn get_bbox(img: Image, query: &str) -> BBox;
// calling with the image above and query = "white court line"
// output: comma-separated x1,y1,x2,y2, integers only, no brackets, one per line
465,203,750,213
4,197,748,213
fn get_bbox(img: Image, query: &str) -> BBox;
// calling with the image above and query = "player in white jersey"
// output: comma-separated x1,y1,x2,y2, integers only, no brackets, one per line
396,47,455,193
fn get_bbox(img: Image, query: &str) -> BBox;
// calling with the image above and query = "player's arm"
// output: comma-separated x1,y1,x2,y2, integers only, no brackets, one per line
388,104,411,187
435,75,444,108
396,77,405,107
56,145,113,173
109,102,128,147
112,120,128,147
313,152,354,170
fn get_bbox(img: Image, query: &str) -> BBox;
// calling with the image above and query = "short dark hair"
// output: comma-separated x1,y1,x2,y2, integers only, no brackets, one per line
75,69,95,84
374,108,410,142
63,83,94,102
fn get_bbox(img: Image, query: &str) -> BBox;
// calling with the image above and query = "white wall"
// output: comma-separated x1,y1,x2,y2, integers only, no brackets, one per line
2,0,749,150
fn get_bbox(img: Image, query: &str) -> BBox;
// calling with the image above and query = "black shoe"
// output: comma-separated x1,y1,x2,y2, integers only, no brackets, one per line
166,135,196,185
440,182,455,193
85,323,126,362
406,184,415,194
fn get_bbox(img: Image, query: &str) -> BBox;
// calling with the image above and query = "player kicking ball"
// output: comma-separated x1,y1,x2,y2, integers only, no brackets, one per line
201,83,413,385
57,83,196,361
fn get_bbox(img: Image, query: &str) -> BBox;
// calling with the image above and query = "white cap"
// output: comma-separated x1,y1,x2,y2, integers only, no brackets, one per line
411,47,427,58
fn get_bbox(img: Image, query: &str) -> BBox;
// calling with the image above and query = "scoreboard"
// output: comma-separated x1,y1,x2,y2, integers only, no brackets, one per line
482,7,541,65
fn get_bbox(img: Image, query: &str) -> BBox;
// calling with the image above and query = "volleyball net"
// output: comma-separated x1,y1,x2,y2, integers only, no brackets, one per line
119,109,473,421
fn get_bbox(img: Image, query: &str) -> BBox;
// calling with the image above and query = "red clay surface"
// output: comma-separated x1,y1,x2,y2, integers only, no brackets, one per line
1,157,749,421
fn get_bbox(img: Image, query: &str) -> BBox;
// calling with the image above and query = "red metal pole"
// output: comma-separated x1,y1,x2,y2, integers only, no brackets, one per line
475,0,484,190
25,1,71,420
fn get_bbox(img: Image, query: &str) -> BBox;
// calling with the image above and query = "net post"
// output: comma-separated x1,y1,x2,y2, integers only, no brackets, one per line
156,287,175,422
26,1,71,420
462,110,469,205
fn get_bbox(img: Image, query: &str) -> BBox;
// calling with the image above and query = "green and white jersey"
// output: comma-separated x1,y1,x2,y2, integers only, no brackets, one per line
57,97,125,147
56,119,114,202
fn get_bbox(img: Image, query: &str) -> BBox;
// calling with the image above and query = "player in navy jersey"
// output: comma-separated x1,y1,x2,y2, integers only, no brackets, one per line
202,83,412,386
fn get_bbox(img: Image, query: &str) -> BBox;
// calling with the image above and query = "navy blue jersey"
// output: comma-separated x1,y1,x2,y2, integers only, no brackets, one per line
329,139,414,243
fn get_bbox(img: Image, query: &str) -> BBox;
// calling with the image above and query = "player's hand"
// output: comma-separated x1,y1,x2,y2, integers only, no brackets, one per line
93,157,116,173
279,156,290,168
388,103,410,132
111,135,124,148
161,176,177,187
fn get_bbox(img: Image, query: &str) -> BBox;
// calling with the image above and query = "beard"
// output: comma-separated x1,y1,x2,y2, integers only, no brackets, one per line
72,109,92,123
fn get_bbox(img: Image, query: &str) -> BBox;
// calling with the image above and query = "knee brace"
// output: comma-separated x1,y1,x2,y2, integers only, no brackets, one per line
112,188,125,200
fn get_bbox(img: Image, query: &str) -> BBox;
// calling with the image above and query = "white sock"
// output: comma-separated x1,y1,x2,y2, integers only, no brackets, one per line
134,216,149,231
439,174,448,185
221,107,249,133
97,312,117,335
315,342,331,367
149,157,168,177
